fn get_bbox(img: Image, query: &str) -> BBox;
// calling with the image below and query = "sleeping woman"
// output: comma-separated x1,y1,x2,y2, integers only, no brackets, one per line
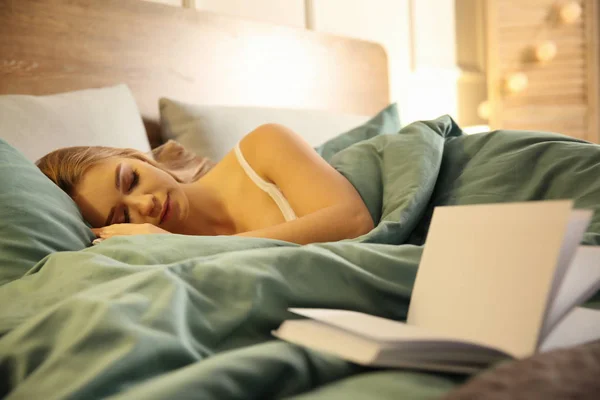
36,123,374,245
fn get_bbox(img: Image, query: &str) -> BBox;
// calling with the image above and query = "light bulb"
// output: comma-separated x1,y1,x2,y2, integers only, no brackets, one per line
558,1,582,24
477,101,490,120
505,72,529,94
535,40,557,62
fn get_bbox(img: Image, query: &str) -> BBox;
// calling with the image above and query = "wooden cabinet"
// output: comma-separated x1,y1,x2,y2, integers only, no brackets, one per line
485,0,599,143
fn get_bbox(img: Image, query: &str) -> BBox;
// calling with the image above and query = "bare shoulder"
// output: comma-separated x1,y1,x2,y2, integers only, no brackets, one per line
240,123,307,153
235,123,373,233
238,123,319,175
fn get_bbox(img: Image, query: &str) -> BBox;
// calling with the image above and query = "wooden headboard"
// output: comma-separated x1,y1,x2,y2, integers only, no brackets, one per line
0,0,390,148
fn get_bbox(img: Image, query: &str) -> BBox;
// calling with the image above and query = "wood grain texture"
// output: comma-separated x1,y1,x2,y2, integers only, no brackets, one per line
486,0,599,143
585,0,599,144
0,0,389,148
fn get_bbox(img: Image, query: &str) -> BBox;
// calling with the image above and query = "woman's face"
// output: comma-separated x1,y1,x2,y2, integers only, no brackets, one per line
73,157,189,231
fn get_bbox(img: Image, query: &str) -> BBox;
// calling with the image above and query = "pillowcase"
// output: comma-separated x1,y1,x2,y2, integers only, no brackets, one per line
0,84,150,162
159,99,387,161
0,139,94,286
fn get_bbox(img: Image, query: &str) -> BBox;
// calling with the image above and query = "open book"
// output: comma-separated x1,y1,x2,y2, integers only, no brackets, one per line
273,200,600,373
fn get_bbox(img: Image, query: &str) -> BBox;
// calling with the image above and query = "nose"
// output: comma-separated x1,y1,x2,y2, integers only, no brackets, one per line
126,194,160,218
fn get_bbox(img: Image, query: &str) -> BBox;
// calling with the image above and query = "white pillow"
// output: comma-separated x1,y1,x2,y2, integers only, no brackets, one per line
0,84,150,161
159,98,370,161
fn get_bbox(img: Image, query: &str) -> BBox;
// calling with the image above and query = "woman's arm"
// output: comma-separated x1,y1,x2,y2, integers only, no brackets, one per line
235,202,372,244
235,123,374,245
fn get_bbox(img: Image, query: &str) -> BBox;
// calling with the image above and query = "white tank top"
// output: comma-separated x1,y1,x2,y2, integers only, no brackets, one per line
234,143,297,222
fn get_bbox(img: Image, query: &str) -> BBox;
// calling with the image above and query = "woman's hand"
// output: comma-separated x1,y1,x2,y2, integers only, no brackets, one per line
92,223,170,241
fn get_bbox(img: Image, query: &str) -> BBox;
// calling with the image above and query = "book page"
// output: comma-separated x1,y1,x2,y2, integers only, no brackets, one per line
275,315,509,373
540,307,600,352
288,308,512,354
407,200,588,358
289,308,447,341
541,214,595,337
544,246,600,335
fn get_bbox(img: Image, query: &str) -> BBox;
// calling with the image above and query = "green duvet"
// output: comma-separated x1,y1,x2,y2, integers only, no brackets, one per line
1,116,600,399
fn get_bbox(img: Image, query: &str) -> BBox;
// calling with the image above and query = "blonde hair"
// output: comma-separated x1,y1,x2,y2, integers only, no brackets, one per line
36,140,214,197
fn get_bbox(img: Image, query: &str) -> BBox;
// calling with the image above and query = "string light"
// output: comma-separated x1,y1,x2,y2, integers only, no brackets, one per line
534,40,558,63
505,72,529,94
477,101,490,120
557,1,582,24
500,1,585,97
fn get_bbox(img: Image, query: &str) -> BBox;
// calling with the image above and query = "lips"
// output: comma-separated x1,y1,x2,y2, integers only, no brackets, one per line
159,193,171,225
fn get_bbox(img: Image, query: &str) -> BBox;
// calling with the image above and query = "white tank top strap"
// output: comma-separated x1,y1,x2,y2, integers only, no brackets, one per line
234,143,297,222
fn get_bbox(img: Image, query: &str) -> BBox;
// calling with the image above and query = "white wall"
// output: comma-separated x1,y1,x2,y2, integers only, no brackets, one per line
142,0,460,125
308,0,412,118
308,0,458,124
403,0,459,122
411,0,457,70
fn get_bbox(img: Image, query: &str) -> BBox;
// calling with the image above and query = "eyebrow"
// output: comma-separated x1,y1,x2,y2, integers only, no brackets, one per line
104,164,122,226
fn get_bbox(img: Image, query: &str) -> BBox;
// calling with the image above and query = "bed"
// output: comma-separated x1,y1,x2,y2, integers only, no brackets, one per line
1,0,600,399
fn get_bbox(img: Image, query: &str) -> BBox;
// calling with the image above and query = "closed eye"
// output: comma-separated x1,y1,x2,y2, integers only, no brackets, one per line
109,166,138,225
129,170,139,193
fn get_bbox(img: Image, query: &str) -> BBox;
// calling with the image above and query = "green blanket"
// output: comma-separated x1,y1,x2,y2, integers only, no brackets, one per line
1,116,599,399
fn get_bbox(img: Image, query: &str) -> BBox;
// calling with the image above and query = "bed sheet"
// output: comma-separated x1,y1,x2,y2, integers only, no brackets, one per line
1,116,599,399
